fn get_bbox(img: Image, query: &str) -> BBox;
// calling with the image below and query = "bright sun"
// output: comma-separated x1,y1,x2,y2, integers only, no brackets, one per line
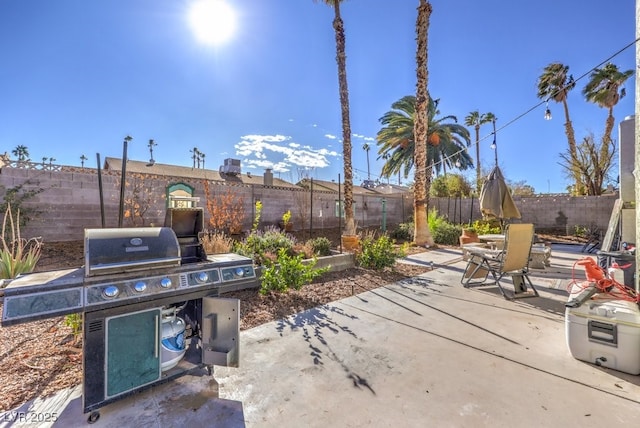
188,0,237,46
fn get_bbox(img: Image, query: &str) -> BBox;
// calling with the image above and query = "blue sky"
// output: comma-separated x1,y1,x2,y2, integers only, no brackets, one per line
0,0,636,194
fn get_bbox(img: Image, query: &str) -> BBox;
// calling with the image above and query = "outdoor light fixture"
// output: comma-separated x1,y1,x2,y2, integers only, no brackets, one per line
490,118,498,167
146,139,157,167
455,160,461,168
544,101,552,120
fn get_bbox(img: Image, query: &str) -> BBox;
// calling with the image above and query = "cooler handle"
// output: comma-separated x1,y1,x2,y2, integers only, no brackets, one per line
588,320,617,346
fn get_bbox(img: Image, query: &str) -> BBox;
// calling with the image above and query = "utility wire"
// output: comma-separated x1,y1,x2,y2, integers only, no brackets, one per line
431,37,640,171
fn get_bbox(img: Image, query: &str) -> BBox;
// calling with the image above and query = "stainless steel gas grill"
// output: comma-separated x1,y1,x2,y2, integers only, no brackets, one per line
1,208,256,423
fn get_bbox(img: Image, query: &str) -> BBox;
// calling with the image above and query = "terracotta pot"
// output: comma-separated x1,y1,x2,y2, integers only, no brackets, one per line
459,230,479,246
341,235,360,252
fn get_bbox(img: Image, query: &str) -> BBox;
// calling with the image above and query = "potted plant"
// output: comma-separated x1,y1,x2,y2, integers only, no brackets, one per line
459,226,479,246
341,220,360,251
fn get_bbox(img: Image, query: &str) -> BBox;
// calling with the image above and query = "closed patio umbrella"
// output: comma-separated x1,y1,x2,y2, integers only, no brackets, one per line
479,166,521,221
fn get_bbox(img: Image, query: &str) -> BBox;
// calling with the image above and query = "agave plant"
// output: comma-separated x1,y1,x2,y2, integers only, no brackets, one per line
0,204,42,281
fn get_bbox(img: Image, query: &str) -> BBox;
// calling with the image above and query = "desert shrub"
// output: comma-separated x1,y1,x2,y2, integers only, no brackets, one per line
293,241,314,259
308,236,332,256
390,222,414,241
259,248,329,294
0,204,42,282
431,222,461,246
233,226,296,265
357,232,405,270
200,229,233,254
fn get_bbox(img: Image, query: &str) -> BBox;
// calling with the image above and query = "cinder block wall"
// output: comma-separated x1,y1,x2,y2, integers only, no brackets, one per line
430,194,617,233
0,166,618,242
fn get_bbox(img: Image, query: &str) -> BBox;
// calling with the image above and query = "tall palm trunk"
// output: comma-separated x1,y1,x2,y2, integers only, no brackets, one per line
413,0,434,247
602,108,615,159
332,1,355,235
561,98,582,194
474,124,481,192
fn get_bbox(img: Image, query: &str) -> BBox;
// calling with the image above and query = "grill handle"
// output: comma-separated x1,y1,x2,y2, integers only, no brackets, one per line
154,314,159,359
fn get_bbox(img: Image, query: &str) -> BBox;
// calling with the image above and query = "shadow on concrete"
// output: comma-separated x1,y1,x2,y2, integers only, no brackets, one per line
275,303,377,396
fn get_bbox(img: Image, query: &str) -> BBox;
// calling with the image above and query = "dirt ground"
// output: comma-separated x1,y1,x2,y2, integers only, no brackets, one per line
0,229,582,412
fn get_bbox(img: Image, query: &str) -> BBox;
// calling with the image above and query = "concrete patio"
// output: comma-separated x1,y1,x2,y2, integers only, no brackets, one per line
3,244,640,427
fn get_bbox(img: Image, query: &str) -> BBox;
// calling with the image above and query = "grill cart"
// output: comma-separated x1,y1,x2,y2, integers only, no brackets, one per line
1,208,257,423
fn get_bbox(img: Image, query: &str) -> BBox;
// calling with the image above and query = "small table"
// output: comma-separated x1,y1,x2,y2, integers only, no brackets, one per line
477,234,551,268
478,234,505,250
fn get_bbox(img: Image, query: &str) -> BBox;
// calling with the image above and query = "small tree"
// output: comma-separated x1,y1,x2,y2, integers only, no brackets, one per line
558,134,615,196
292,189,311,232
430,174,472,197
0,181,45,229
121,173,164,226
203,181,245,233
508,180,536,196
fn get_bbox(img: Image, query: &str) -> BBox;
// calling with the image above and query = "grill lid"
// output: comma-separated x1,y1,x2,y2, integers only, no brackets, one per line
84,227,181,277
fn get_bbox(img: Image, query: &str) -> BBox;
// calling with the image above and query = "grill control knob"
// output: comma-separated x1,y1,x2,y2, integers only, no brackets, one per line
195,271,209,283
103,285,119,298
134,281,147,293
160,277,172,288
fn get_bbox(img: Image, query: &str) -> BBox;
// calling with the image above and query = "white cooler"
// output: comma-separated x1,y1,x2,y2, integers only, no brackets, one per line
565,292,640,375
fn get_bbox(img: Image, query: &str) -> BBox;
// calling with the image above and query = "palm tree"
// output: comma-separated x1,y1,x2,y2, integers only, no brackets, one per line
413,0,433,247
464,111,493,192
12,145,29,162
191,147,199,169
537,62,581,194
316,0,355,236
582,62,633,159
376,95,472,182
362,142,371,180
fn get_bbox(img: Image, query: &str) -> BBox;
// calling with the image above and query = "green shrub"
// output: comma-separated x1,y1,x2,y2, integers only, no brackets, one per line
574,225,589,238
308,236,332,256
427,207,449,233
390,222,414,241
233,226,296,265
357,233,405,270
259,248,329,294
64,313,83,342
470,219,501,235
431,222,462,246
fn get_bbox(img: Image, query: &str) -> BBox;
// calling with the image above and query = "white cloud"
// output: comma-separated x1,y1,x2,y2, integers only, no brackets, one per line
234,133,340,173
324,134,337,140
353,133,375,142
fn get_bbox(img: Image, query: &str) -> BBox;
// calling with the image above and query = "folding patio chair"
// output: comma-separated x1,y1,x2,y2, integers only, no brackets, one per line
460,223,539,300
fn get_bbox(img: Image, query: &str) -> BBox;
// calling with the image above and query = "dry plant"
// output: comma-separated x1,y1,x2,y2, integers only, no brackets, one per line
203,181,245,233
121,172,164,226
200,230,234,254
0,204,42,281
